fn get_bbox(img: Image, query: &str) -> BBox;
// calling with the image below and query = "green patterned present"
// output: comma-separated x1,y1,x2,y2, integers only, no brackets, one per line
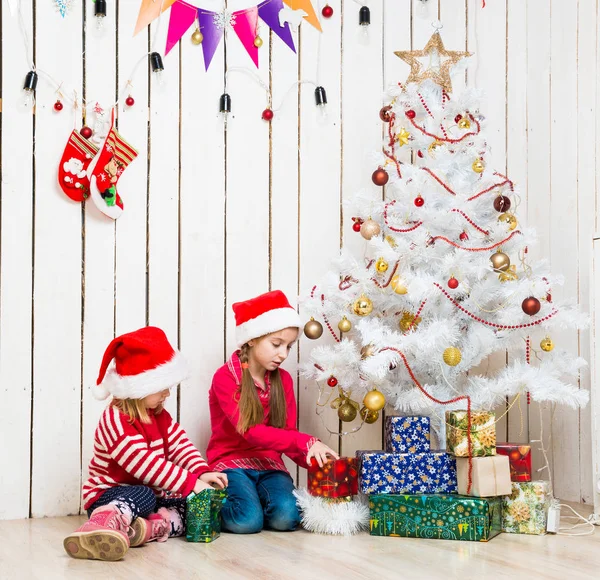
502,481,551,535
186,488,227,543
369,494,502,542
446,410,496,457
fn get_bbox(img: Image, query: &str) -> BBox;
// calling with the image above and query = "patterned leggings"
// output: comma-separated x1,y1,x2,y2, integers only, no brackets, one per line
88,486,187,537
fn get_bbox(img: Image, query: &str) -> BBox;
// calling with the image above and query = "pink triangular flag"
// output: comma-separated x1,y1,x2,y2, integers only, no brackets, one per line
165,0,197,55
232,6,260,68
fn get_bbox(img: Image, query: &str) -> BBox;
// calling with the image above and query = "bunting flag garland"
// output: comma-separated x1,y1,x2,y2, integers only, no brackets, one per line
134,0,178,35
162,0,310,70
282,0,321,32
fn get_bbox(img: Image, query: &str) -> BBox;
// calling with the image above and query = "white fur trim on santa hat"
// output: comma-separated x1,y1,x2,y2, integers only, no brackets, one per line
92,351,189,401
235,306,302,348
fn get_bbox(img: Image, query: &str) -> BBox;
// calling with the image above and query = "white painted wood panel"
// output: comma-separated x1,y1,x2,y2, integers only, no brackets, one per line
0,0,597,519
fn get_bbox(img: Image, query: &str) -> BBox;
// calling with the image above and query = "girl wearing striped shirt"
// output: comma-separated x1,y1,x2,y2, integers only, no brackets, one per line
63,326,226,561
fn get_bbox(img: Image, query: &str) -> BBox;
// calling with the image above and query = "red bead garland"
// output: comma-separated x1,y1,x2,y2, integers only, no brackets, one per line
450,208,489,235
429,230,522,252
384,201,423,232
434,283,559,330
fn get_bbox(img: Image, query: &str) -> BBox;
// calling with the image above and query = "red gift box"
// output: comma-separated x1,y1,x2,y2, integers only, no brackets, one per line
307,457,358,498
496,444,532,482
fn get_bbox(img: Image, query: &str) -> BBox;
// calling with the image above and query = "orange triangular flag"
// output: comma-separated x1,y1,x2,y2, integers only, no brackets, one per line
282,0,322,32
134,0,178,36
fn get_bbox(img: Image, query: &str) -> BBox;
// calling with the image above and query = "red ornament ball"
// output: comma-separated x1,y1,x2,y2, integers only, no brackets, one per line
405,109,416,120
261,108,274,121
417,150,424,158
459,231,469,241
53,100,63,112
522,296,541,316
322,4,334,18
352,221,362,232
379,105,392,122
372,167,389,186
80,126,93,139
125,96,135,107
448,277,459,289
414,196,424,207
455,114,463,123
327,376,338,387
493,195,511,212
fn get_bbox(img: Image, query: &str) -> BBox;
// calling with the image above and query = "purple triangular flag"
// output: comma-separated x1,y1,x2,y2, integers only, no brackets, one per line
258,0,295,53
198,9,224,71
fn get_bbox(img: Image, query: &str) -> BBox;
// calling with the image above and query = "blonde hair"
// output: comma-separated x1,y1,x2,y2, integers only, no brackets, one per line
236,341,287,434
111,397,163,424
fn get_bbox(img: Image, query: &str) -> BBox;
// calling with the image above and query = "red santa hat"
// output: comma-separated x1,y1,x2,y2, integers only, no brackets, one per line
233,290,302,348
93,326,189,401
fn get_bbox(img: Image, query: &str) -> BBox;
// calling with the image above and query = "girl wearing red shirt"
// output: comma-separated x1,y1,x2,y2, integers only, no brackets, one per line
207,290,338,533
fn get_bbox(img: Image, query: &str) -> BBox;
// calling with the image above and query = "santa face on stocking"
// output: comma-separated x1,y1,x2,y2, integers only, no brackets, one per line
57,130,99,202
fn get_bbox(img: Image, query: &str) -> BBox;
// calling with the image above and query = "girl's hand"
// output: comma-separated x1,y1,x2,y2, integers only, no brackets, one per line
193,479,214,494
199,471,228,489
307,441,339,468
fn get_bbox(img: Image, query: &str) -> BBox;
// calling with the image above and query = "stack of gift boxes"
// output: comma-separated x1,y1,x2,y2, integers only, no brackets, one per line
306,411,552,541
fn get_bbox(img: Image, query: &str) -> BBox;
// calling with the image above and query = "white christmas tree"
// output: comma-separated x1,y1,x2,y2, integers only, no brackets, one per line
301,32,589,428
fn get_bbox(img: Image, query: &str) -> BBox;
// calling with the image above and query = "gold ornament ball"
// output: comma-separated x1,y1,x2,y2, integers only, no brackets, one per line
443,346,462,366
363,389,386,412
458,117,471,130
375,258,389,273
472,158,485,173
540,337,554,352
338,401,358,422
338,317,352,333
498,213,518,231
360,343,376,359
490,251,510,272
304,318,323,340
353,295,373,316
191,29,204,44
399,312,421,332
254,36,263,48
360,406,379,424
360,219,381,240
391,275,408,295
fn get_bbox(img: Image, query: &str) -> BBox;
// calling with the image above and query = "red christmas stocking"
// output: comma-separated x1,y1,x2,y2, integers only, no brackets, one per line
88,117,138,220
57,130,99,202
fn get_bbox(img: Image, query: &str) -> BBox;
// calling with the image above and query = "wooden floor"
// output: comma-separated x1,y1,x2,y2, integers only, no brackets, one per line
1,504,599,580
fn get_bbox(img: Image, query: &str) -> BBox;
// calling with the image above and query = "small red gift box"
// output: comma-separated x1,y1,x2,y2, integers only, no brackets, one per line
496,444,532,482
307,457,358,498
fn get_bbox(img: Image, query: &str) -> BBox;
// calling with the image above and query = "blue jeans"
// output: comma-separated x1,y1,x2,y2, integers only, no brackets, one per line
221,469,300,534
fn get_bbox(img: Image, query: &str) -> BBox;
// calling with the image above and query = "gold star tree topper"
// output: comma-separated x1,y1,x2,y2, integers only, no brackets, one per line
395,31,471,93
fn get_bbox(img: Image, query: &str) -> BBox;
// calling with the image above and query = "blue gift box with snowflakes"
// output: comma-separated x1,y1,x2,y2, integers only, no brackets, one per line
384,416,431,454
357,451,458,495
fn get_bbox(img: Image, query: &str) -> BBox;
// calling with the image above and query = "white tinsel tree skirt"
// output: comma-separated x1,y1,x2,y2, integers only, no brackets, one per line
293,489,370,536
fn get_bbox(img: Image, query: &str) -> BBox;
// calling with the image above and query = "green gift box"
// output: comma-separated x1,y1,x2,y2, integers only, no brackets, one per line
186,488,227,543
446,410,497,457
369,494,502,542
502,481,551,535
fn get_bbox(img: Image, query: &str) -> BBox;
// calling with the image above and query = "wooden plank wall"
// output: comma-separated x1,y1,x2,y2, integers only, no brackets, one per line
0,0,596,519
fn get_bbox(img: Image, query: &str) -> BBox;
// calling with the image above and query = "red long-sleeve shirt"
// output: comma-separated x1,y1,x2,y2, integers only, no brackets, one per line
82,405,210,510
206,352,317,472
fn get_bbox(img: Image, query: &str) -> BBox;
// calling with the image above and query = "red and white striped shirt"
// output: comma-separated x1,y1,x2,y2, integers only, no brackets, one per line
82,405,210,510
